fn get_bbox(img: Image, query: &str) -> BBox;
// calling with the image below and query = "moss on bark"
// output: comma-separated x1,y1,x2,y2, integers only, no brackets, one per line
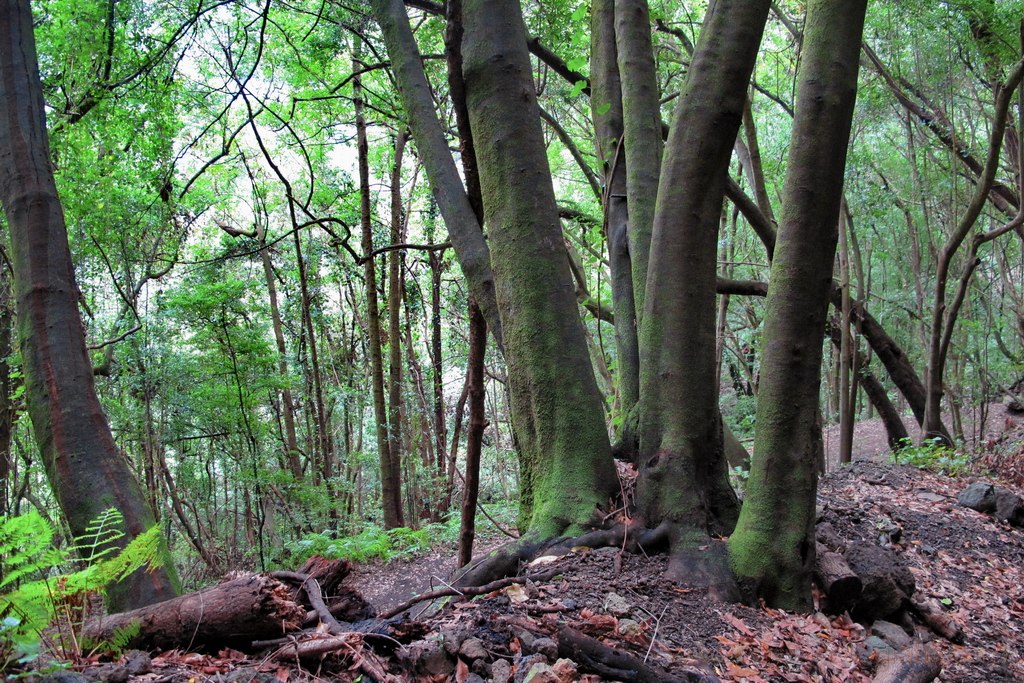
461,0,617,537
728,0,869,612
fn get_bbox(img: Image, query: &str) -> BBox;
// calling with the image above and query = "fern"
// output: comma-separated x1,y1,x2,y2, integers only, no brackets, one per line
0,509,164,671
0,512,68,589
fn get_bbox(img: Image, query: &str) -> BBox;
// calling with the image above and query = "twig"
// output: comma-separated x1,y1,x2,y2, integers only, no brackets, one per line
378,568,560,619
269,571,345,634
644,605,668,663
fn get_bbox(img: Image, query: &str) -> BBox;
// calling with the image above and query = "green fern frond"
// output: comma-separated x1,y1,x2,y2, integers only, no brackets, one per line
71,508,126,565
0,512,68,589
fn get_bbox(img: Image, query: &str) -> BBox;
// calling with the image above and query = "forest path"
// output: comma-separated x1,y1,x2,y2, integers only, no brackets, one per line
822,400,1021,469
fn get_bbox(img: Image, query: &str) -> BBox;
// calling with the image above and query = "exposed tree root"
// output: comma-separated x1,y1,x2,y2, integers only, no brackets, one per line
871,644,941,683
556,625,719,683
451,519,738,602
378,567,560,618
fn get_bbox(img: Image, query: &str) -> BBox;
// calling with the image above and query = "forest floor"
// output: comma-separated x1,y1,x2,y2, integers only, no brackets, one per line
37,406,1024,683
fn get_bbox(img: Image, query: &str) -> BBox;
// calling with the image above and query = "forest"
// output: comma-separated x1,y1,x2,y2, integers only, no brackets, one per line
0,0,1023,680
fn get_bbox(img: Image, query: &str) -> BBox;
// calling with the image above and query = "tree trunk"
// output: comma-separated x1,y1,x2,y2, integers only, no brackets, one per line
923,56,1024,444
0,0,178,610
614,0,661,317
84,574,306,651
0,260,14,516
370,0,503,348
461,0,616,536
824,319,909,451
258,229,303,480
591,0,640,459
458,299,486,566
354,52,403,529
636,0,769,590
729,0,868,611
428,250,447,484
387,131,408,521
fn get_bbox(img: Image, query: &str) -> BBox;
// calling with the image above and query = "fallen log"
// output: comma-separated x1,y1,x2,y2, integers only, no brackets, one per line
85,574,306,651
908,595,964,643
814,542,862,613
872,644,941,683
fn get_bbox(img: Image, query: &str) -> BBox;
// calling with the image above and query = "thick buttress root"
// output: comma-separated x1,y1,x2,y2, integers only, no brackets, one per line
452,520,738,601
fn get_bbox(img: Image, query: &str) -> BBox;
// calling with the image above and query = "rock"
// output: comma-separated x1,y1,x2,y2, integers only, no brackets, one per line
404,639,455,677
958,482,997,513
465,675,487,683
844,543,914,621
512,627,536,652
871,620,912,649
32,674,90,683
224,669,276,683
603,592,632,617
513,654,547,683
523,663,557,683
993,488,1024,526
617,618,644,638
551,658,578,682
460,637,490,662
875,518,902,546
81,665,130,683
491,658,513,683
123,651,152,676
530,637,558,660
858,635,897,661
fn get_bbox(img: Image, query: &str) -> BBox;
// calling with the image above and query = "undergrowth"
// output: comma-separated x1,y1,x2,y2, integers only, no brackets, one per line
0,509,162,673
283,503,519,566
890,437,972,476
284,522,455,566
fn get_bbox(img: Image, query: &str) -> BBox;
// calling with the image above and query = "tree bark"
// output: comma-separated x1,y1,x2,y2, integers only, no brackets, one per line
729,0,868,611
614,0,662,317
258,228,303,480
591,0,640,459
923,54,1024,444
0,0,178,610
458,299,486,567
354,51,403,528
636,0,769,589
84,574,306,651
824,319,909,451
370,0,503,348
461,0,616,536
387,131,408,520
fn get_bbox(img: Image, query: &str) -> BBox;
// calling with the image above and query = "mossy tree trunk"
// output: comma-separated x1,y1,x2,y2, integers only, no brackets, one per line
0,0,178,610
590,0,639,459
461,0,617,537
729,0,869,611
635,0,770,592
614,0,661,319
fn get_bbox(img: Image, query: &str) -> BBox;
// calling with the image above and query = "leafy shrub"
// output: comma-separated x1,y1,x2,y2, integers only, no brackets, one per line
285,524,437,565
891,437,971,476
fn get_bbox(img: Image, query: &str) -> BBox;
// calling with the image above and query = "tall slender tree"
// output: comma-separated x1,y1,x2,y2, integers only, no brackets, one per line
0,0,178,610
